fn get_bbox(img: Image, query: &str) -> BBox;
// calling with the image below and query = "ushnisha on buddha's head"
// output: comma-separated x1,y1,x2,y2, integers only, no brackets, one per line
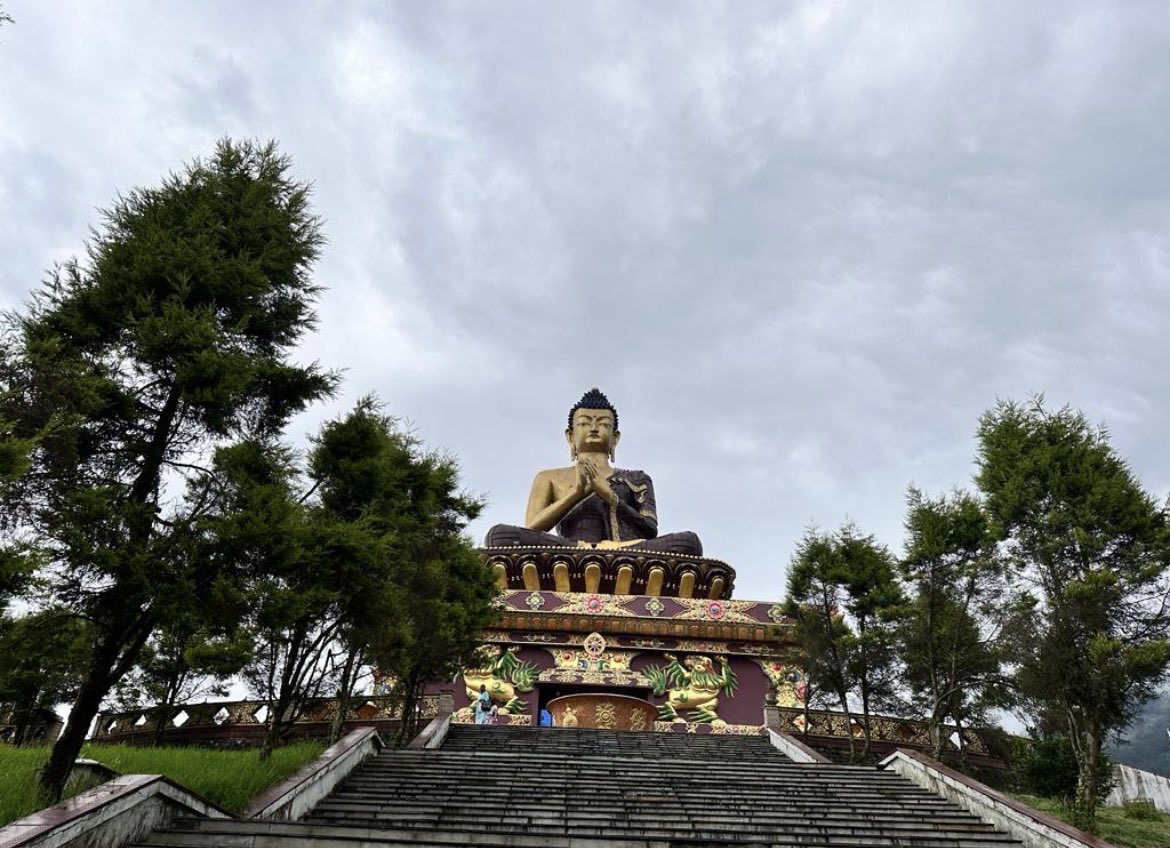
565,387,620,461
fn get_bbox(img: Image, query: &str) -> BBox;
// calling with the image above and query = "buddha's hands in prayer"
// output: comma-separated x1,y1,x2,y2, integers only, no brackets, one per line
573,461,591,498
577,457,617,505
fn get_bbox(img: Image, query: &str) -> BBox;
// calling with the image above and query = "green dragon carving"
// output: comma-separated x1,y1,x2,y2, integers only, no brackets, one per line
463,646,539,713
644,653,738,723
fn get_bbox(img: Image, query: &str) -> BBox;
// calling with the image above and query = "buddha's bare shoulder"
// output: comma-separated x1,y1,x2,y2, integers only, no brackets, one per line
531,465,576,483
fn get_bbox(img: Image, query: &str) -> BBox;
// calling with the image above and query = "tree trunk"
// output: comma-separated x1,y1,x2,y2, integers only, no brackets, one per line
395,670,421,747
13,715,28,747
859,678,872,758
39,645,115,799
40,608,154,798
152,674,184,746
836,687,856,761
1069,713,1102,830
12,689,38,746
800,679,812,740
928,708,945,761
260,668,308,761
41,390,179,791
259,688,295,762
329,648,359,744
152,707,170,746
260,622,307,762
13,713,29,746
259,699,280,761
259,687,291,762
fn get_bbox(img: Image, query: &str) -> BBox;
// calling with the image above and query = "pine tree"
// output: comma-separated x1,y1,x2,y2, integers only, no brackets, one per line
786,528,855,749
786,524,903,759
215,399,498,756
0,139,335,798
898,488,1009,760
837,526,904,754
976,397,1170,827
308,399,497,746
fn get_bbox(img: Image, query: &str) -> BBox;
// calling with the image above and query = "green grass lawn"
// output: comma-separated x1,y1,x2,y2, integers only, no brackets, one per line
0,741,325,826
1011,794,1170,848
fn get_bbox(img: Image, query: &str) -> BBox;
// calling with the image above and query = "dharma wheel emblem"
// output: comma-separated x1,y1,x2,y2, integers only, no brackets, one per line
583,632,607,660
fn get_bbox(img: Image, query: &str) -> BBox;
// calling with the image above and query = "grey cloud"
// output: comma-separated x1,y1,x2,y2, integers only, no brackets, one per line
2,1,1168,600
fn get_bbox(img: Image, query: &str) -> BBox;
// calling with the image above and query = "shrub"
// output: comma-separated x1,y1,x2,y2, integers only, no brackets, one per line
1018,735,1113,804
1121,800,1161,821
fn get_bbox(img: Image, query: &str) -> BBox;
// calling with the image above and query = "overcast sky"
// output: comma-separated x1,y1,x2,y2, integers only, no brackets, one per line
2,2,1168,602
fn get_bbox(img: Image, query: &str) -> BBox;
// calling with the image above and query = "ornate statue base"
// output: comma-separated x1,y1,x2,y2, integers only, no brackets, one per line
547,693,658,730
449,584,800,731
481,544,735,600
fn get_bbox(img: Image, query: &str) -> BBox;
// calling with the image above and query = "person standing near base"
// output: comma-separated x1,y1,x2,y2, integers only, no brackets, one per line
474,684,491,725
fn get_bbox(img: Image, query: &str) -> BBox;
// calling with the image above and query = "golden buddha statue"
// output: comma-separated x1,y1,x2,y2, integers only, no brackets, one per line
484,389,702,556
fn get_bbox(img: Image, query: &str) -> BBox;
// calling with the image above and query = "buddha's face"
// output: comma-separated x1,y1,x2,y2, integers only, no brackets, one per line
566,407,620,457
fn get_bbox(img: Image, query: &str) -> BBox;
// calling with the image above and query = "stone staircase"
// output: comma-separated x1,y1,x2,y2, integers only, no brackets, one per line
135,724,1023,847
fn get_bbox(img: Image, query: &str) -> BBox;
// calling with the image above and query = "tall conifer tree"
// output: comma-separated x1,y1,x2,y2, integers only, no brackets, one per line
0,139,334,798
787,524,903,759
977,398,1170,826
898,488,1008,760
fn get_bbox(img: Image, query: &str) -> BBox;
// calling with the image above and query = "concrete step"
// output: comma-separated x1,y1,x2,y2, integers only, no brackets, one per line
136,818,661,848
306,811,1006,839
137,817,1021,848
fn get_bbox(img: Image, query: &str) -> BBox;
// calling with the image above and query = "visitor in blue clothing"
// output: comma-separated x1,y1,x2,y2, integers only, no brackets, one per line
474,684,491,725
